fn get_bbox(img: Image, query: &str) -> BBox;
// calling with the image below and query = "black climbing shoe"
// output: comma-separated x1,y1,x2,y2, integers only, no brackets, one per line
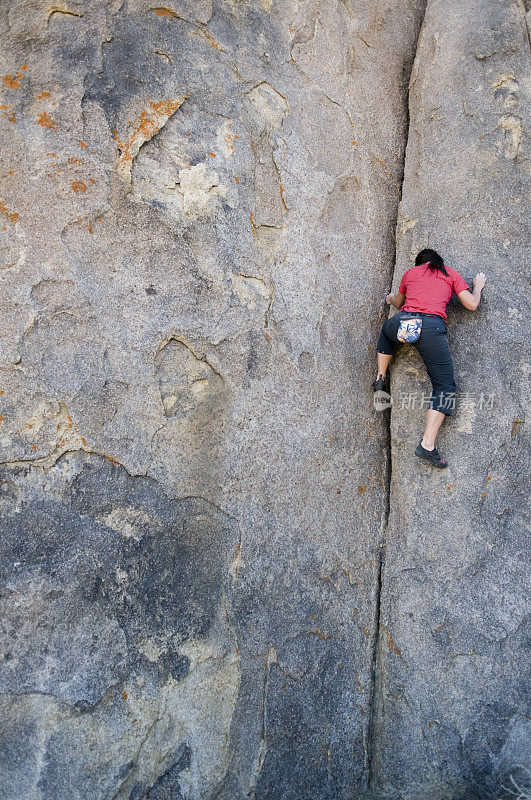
372,375,389,393
415,440,448,468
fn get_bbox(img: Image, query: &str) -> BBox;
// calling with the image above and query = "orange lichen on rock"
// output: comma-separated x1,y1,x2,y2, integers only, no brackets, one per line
2,68,27,90
150,7,223,49
56,412,74,448
307,628,330,641
72,180,86,193
249,211,257,235
151,7,176,17
52,406,89,453
37,111,57,129
37,90,51,99
386,630,403,657
0,201,19,224
114,96,188,179
224,128,239,151
0,102,16,123
374,156,391,176
511,417,523,437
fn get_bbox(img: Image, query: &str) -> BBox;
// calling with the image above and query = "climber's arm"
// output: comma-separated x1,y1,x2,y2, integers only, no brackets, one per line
457,289,479,310
386,291,406,309
457,272,486,310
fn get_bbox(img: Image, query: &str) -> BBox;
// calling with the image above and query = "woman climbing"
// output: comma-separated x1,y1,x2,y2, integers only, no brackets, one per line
373,248,486,468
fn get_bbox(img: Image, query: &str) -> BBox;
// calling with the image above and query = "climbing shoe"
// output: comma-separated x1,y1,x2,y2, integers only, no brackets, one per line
414,440,448,468
372,375,389,393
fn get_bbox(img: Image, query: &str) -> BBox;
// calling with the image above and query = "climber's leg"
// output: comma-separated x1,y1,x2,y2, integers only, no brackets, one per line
414,316,456,451
421,408,446,450
376,314,403,382
377,351,393,379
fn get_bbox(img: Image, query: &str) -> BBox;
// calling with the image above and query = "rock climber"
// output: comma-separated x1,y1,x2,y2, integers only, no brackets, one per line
373,248,486,468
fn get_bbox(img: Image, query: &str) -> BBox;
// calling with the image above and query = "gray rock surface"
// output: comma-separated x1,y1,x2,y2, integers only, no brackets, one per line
376,2,531,799
0,0,528,798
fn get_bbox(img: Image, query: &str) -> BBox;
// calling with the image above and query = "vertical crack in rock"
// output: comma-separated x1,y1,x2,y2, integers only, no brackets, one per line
518,0,531,48
366,2,429,792
248,647,274,798
365,539,384,789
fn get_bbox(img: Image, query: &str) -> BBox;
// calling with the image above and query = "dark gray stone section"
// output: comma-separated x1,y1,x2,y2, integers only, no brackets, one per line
0,452,238,799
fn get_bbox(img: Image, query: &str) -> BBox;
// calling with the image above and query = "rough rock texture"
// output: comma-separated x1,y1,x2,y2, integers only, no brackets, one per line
376,2,531,799
0,1,528,799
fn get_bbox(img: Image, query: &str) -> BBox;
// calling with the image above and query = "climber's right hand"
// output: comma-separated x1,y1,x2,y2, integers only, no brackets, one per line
473,272,487,290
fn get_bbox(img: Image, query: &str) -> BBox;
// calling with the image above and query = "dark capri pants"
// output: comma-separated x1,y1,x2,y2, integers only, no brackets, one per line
377,311,457,415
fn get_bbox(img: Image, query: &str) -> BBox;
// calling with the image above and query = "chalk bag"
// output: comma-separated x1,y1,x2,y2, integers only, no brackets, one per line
397,318,423,344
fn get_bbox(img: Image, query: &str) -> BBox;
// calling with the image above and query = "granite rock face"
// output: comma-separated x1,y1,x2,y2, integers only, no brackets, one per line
0,1,528,799
376,2,531,799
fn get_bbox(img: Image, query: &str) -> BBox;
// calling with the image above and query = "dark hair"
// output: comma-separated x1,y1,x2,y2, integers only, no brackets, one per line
415,248,449,277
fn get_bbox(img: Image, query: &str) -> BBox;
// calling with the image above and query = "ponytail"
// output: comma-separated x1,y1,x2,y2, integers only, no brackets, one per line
415,248,449,277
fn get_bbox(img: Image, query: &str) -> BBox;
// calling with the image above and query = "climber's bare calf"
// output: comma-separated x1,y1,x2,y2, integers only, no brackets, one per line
421,409,445,450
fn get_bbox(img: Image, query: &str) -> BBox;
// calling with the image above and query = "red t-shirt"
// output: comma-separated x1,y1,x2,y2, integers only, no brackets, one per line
398,263,469,321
